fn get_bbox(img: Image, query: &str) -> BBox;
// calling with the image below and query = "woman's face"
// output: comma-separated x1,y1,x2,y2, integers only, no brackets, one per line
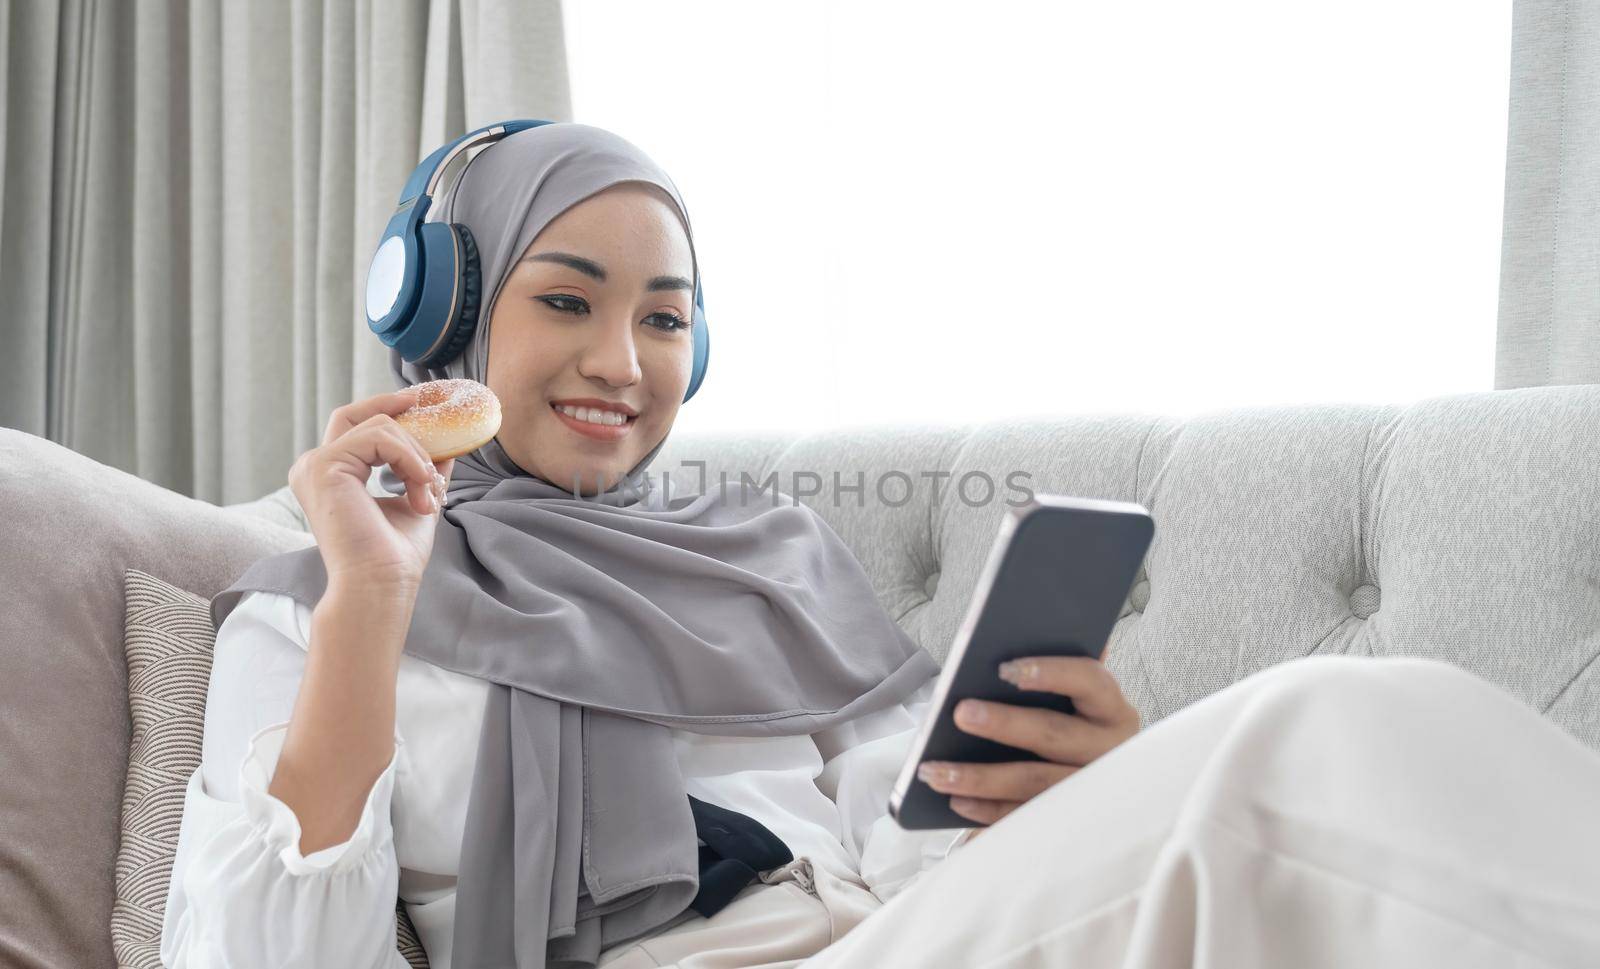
484,182,696,495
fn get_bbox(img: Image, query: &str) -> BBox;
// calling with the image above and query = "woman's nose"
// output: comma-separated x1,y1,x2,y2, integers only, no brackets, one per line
577,315,643,387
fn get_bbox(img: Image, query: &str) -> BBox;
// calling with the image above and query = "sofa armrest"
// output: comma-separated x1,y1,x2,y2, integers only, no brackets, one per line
223,485,308,532
225,468,396,534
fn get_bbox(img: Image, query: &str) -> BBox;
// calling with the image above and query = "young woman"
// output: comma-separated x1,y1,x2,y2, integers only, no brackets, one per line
161,123,1600,969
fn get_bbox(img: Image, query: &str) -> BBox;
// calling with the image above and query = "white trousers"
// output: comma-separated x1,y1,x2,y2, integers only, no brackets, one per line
598,656,1600,968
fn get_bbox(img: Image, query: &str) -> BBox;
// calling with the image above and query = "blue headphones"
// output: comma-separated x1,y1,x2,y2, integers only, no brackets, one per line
363,119,710,403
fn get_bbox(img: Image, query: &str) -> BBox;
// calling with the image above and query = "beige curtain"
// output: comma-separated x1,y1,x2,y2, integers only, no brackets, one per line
1496,0,1600,389
0,0,571,504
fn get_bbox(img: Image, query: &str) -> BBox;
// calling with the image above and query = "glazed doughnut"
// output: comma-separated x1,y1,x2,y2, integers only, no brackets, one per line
395,378,503,461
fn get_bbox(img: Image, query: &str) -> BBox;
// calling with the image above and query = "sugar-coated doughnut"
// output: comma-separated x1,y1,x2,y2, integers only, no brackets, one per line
395,378,503,461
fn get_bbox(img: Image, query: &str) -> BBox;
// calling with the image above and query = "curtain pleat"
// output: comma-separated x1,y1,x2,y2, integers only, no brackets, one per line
0,1,63,441
0,0,572,504
133,0,193,490
188,0,224,500
1496,0,1600,389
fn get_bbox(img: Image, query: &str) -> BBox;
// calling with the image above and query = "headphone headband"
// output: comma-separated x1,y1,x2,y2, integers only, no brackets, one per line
398,121,544,209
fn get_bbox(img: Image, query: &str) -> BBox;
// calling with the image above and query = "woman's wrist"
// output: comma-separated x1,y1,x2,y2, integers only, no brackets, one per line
323,570,422,607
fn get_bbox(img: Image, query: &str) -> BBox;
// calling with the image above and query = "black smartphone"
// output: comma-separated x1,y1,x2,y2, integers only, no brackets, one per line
888,493,1153,830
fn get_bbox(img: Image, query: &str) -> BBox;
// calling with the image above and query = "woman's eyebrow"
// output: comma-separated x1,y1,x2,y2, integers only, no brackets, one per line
522,251,692,292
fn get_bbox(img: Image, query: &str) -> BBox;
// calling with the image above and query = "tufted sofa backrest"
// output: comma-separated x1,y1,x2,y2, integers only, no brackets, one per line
645,386,1600,749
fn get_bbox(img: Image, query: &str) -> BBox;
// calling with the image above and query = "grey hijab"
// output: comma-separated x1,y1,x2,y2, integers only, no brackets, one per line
209,122,940,969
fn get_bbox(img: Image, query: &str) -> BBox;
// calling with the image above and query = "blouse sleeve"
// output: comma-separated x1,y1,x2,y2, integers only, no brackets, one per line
159,590,413,969
813,677,977,905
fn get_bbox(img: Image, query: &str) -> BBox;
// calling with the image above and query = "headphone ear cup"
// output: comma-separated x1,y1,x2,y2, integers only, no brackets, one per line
422,222,484,368
682,282,709,402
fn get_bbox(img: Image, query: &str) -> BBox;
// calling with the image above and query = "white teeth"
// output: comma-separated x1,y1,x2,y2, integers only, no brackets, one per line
555,404,628,426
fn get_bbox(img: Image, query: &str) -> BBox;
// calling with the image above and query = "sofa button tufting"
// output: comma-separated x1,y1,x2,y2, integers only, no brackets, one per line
923,570,940,599
1129,578,1150,612
1350,583,1381,619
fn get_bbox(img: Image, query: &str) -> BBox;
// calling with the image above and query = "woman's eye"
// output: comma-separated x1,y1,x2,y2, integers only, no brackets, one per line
649,313,692,333
538,295,691,332
539,295,587,314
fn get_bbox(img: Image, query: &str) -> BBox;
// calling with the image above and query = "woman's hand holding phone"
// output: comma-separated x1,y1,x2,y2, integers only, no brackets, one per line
917,652,1141,830
288,387,455,592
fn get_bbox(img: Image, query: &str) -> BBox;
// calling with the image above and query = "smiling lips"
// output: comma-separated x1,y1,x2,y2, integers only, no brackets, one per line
550,399,638,441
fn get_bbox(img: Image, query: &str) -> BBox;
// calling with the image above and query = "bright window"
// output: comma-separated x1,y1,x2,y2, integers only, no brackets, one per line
563,1,1513,432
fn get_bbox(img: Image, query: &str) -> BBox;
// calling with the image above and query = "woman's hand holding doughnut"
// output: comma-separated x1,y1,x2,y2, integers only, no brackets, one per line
272,383,496,858
289,387,457,590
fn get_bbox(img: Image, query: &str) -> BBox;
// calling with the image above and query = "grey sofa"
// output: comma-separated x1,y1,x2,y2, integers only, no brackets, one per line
4,384,1597,969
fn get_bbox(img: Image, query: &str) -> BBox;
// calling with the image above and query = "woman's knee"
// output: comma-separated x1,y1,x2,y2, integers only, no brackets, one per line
1239,654,1491,708
1207,654,1530,763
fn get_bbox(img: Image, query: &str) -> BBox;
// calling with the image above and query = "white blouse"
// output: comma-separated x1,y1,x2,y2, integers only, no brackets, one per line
160,589,971,969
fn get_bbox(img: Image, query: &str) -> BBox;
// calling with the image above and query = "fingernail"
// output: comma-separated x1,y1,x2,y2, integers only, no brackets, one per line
957,700,987,725
998,661,1022,685
918,763,958,785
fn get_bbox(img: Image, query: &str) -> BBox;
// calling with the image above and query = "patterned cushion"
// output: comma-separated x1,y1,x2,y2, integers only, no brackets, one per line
112,568,429,969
